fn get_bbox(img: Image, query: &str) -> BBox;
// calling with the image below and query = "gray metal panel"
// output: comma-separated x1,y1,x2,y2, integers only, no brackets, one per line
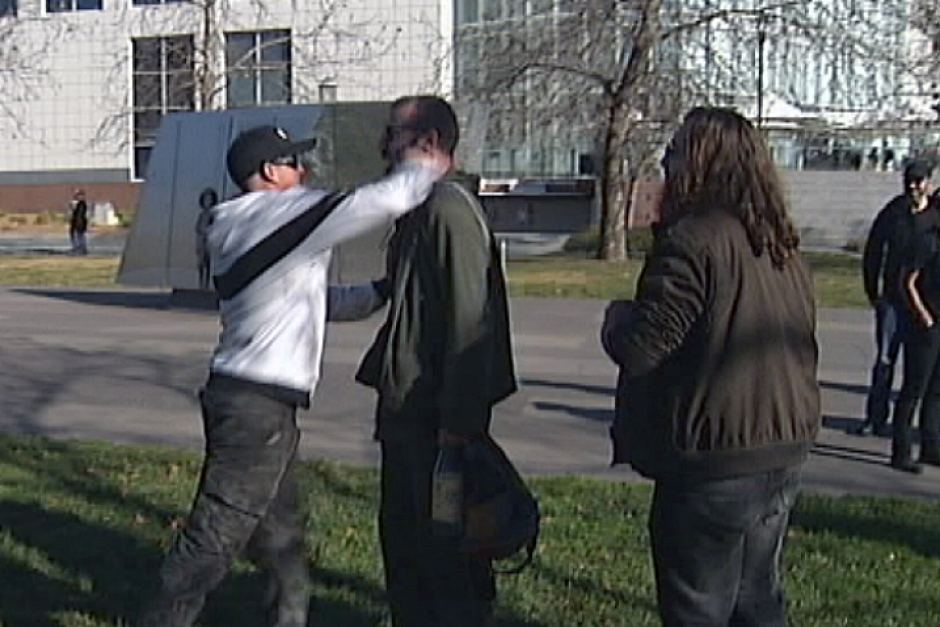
117,116,183,286
164,112,230,289
117,103,391,289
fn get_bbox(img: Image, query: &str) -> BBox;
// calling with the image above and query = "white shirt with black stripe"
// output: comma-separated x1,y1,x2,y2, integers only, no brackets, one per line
206,161,439,406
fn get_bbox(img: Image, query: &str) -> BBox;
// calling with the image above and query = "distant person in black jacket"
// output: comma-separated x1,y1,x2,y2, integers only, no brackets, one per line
69,189,89,255
855,161,937,436
890,171,938,473
602,108,819,627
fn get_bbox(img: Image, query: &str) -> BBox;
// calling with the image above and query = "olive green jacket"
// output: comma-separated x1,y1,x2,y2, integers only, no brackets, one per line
356,180,517,439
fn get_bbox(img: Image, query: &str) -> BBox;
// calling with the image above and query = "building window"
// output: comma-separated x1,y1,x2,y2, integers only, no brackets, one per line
226,30,292,108
0,0,15,16
458,0,478,24
46,0,101,11
132,35,195,179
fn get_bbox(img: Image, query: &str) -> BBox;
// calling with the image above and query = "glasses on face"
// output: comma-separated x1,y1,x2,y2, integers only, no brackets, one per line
269,155,301,170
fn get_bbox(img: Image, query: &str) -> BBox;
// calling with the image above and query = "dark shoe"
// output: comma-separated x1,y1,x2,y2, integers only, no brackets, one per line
890,458,923,474
848,422,873,436
873,423,892,437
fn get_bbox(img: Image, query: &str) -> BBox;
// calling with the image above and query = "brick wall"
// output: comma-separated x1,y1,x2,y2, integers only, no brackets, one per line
0,183,141,216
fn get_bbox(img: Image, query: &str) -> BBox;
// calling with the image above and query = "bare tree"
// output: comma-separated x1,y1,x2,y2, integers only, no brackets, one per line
911,0,940,121
459,0,919,260
91,0,402,154
0,15,71,141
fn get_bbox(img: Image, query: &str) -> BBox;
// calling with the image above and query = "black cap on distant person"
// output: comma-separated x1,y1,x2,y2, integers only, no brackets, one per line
903,159,933,185
226,125,317,185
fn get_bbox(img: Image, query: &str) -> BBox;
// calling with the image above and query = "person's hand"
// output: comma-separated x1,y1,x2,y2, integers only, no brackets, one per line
438,429,473,447
402,145,452,176
923,313,935,329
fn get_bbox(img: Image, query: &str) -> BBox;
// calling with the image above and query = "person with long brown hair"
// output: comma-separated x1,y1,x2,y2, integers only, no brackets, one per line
602,107,820,626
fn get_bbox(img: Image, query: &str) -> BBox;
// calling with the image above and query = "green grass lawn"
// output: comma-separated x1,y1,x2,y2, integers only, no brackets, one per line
1,434,939,626
0,251,865,308
505,251,866,308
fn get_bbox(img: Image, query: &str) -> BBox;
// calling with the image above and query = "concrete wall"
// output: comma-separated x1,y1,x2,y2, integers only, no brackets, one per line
478,171,914,252
781,170,902,249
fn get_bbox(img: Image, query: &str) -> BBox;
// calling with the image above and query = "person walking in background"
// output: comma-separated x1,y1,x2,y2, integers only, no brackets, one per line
356,96,517,627
602,107,820,627
138,124,448,627
855,161,938,436
889,168,938,474
69,189,89,255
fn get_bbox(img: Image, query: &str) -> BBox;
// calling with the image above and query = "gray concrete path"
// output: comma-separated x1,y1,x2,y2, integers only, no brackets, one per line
1,287,936,500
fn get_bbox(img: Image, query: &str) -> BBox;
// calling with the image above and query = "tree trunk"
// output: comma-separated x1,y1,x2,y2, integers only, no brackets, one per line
597,105,630,261
598,153,626,261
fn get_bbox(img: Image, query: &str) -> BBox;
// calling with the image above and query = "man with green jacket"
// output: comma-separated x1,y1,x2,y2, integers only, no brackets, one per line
356,96,516,626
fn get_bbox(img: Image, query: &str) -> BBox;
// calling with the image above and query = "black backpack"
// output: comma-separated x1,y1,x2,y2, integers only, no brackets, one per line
460,435,540,574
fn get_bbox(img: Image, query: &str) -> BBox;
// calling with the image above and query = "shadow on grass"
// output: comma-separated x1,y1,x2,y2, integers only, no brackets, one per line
0,500,159,625
0,436,180,525
791,496,940,560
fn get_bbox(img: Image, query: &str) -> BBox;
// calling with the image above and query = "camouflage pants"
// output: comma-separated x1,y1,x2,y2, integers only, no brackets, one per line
139,378,310,627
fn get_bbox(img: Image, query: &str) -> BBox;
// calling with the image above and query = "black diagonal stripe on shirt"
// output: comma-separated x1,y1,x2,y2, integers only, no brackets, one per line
213,191,348,300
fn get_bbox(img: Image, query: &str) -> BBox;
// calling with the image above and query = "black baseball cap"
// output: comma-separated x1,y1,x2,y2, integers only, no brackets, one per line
226,125,317,185
904,160,933,185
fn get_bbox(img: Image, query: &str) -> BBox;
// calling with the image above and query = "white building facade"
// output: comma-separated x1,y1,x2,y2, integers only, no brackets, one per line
452,0,938,176
0,0,450,187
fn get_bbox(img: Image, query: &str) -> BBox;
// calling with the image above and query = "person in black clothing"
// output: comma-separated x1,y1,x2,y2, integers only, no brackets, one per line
69,189,89,255
855,161,937,436
892,179,940,473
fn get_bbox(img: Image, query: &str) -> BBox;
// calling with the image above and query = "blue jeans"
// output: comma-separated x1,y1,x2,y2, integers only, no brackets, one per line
649,467,802,627
867,300,907,427
139,377,310,627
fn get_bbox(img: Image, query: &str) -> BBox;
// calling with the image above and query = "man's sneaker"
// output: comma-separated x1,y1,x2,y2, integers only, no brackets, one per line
890,457,923,474
848,422,873,436
873,423,892,437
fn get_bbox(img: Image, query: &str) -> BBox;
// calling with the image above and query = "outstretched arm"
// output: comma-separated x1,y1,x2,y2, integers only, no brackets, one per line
326,279,390,322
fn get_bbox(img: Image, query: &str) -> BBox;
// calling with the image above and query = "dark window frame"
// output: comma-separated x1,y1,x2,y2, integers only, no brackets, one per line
225,29,292,108
131,34,195,179
46,0,102,12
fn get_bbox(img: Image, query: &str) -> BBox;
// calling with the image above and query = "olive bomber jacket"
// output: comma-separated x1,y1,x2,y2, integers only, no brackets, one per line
603,209,821,481
356,180,517,439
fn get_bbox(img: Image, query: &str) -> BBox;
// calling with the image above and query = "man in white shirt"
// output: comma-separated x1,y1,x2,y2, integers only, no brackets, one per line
139,124,447,627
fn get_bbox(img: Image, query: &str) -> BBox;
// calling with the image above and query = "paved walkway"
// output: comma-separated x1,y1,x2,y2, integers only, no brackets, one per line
1,287,936,500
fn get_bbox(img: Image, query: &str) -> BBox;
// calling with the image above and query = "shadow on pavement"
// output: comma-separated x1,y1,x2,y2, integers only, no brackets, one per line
532,400,613,423
818,379,871,396
811,442,890,467
16,287,173,310
15,287,218,312
521,378,615,397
